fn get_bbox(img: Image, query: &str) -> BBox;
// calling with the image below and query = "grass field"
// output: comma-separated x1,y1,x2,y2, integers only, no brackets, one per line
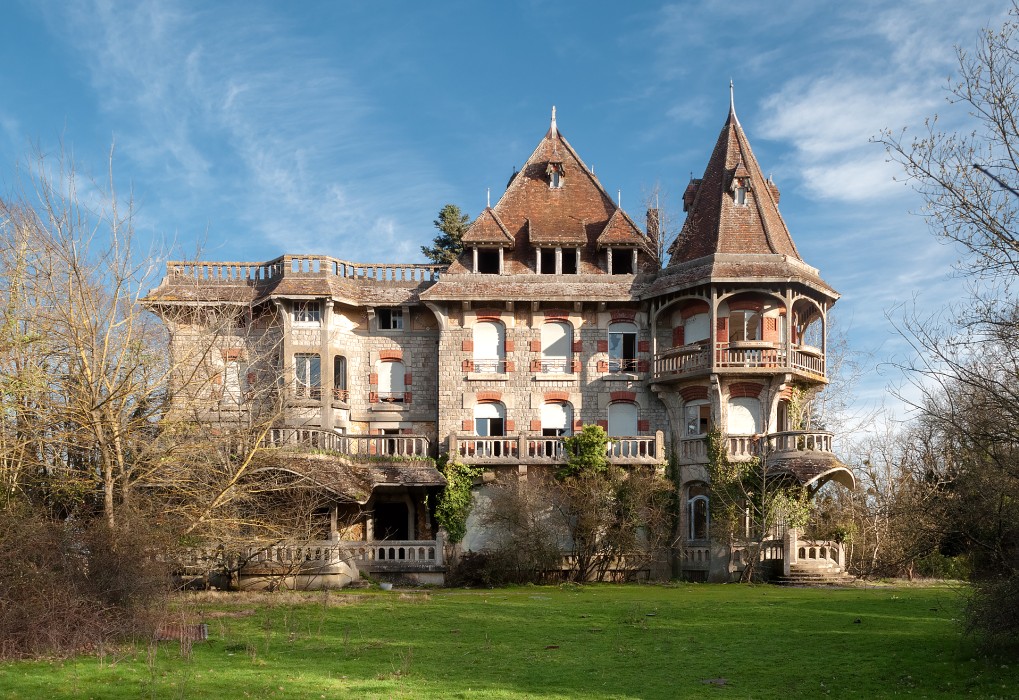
0,583,1014,699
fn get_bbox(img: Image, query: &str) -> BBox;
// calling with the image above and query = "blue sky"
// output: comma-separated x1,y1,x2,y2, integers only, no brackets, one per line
0,0,1008,424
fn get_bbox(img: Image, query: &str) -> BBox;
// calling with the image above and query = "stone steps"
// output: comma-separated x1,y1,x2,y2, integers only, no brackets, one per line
778,568,856,586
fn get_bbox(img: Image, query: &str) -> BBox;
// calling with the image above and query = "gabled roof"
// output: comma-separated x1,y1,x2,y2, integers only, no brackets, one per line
668,97,801,265
462,207,515,247
596,208,650,250
480,107,623,250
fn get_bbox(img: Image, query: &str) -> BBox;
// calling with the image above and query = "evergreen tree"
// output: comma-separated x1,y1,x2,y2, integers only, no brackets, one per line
421,204,470,264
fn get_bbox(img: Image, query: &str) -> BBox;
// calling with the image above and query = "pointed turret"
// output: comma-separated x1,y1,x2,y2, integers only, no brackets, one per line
668,96,801,265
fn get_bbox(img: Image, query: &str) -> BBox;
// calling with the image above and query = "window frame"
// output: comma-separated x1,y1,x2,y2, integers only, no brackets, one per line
607,321,638,373
292,300,322,325
377,307,404,331
294,353,321,399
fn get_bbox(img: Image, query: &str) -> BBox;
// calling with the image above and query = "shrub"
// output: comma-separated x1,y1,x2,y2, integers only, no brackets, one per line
966,574,1019,653
0,508,170,658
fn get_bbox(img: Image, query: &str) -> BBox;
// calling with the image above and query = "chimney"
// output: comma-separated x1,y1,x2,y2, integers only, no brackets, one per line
646,208,660,242
683,178,701,212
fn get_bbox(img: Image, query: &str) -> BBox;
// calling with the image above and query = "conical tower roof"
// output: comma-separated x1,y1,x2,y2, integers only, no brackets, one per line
668,98,800,264
642,92,837,301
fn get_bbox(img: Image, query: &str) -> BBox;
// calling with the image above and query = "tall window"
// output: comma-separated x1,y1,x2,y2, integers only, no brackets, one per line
727,397,761,434
333,355,347,401
607,401,638,437
378,308,403,330
292,301,321,324
688,483,710,540
294,353,321,399
222,359,246,405
729,310,761,342
539,248,556,274
378,360,405,402
685,401,710,436
685,312,710,344
473,320,505,373
561,249,578,274
474,402,505,436
541,401,573,437
540,321,571,373
608,321,638,372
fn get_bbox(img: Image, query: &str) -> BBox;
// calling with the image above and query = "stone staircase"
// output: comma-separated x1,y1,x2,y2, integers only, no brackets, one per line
778,562,855,586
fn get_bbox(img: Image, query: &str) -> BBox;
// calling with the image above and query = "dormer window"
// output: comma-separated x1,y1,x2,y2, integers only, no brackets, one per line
546,162,564,189
732,177,750,206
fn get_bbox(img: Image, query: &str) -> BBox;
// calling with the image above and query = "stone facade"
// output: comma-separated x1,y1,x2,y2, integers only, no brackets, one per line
146,104,854,583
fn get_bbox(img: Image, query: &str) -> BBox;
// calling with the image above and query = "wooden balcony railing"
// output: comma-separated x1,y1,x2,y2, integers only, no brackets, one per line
652,342,825,380
652,344,711,379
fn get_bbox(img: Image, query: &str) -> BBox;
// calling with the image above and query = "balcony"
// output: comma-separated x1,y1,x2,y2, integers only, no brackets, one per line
652,342,825,382
676,430,836,465
260,427,431,458
450,431,665,467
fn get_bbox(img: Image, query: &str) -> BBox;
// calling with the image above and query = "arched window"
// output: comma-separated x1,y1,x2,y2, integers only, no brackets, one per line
541,321,572,373
685,400,710,437
473,320,505,373
541,401,573,437
729,310,761,342
608,321,638,373
474,401,505,437
333,355,347,401
727,397,761,434
688,483,710,540
607,401,638,437
378,360,405,403
685,312,710,344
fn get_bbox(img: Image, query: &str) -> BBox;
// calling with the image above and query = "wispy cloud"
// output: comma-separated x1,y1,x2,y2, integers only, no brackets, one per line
34,0,447,262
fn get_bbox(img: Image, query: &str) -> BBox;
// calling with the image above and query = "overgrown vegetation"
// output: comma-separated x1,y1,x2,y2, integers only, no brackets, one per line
705,428,812,581
434,457,481,545
454,426,674,585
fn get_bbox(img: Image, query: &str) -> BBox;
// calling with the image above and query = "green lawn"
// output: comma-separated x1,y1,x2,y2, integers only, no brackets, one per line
0,583,1014,699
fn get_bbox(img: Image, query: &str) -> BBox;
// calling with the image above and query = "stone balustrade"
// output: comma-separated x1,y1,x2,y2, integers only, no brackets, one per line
260,427,431,458
346,539,444,569
765,430,834,454
450,431,664,466
166,254,444,286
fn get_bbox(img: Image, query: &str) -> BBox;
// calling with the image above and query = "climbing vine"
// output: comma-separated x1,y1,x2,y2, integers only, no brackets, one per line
434,456,481,544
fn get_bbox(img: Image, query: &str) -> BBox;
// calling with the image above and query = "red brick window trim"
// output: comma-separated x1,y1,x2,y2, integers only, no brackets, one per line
544,390,570,403
680,301,710,319
379,349,403,361
610,390,637,403
476,390,502,403
475,308,503,320
729,382,764,398
610,309,637,323
544,309,570,321
680,386,709,402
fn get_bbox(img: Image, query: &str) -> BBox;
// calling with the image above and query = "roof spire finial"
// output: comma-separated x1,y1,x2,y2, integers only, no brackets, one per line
550,105,557,137
729,79,735,115
487,187,491,208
